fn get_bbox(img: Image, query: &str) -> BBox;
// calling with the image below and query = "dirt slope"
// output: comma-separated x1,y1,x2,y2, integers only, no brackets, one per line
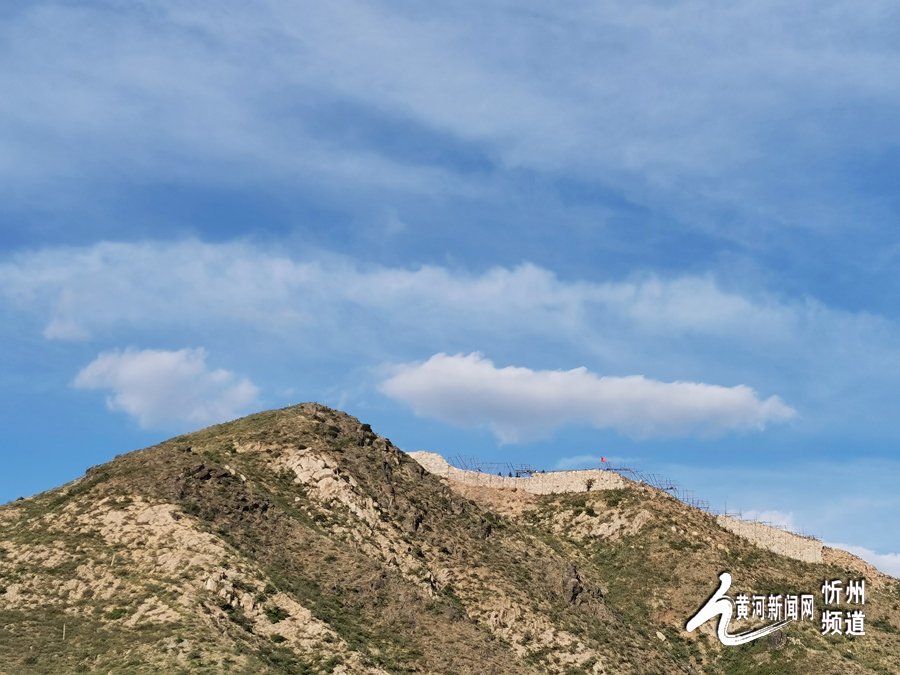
1,403,898,674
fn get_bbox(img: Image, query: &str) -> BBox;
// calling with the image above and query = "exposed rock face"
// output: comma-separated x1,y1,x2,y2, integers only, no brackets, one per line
0,403,896,675
563,564,584,604
767,629,787,650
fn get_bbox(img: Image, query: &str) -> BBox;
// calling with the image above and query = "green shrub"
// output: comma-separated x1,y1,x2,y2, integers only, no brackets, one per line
265,605,290,623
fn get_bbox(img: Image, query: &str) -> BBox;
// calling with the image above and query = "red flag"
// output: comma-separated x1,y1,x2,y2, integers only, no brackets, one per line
601,456,606,463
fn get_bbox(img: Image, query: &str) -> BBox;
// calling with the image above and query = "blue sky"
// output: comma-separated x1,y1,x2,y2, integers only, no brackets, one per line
2,1,900,573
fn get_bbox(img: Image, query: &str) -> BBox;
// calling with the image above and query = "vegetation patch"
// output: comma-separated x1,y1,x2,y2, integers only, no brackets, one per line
265,605,290,623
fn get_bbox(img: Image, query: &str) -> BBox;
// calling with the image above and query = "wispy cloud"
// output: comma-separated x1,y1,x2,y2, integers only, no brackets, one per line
73,347,259,430
2,238,899,436
3,1,900,241
0,238,883,346
380,352,794,442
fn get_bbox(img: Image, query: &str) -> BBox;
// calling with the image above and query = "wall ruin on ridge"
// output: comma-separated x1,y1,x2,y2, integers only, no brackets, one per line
409,451,825,565
716,514,823,563
408,451,624,495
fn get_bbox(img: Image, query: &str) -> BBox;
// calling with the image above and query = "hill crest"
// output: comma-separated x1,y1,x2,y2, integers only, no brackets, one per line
1,403,897,674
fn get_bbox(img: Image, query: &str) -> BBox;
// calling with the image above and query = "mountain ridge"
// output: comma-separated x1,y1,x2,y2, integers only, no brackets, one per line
1,403,898,674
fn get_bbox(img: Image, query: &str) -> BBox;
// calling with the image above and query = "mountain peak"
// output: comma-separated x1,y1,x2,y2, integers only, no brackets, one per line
1,405,897,673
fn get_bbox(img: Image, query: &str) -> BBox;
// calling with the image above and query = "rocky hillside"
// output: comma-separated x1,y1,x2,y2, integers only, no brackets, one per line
1,403,898,674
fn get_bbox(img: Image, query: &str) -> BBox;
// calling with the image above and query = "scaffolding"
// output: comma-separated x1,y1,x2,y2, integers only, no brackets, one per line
443,453,826,542
448,454,537,478
450,454,721,513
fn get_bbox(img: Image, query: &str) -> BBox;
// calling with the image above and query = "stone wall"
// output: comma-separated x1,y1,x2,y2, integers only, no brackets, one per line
716,515,823,563
408,451,625,495
410,452,827,565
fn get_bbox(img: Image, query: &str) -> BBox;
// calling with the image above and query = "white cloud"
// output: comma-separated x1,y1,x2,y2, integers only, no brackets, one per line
827,542,900,579
380,352,794,443
0,239,871,349
3,1,900,237
0,2,473,201
43,317,89,341
72,347,259,430
1,238,898,434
